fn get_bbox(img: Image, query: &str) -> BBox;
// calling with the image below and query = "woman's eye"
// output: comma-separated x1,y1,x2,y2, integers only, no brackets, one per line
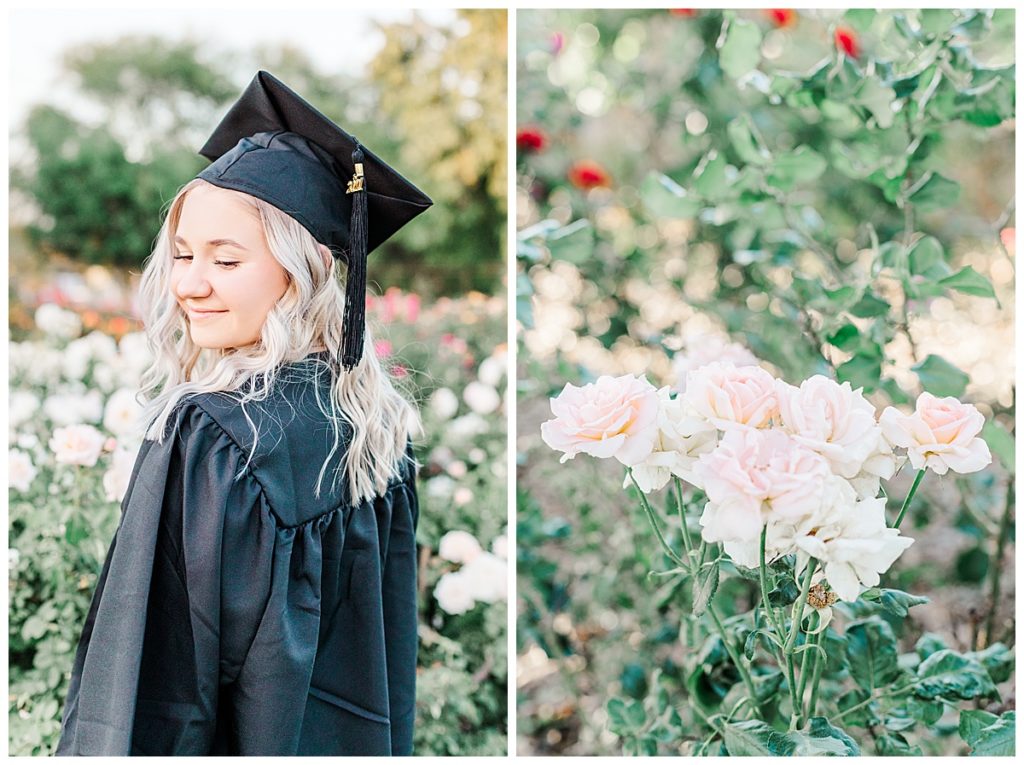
215,260,240,269
172,254,193,261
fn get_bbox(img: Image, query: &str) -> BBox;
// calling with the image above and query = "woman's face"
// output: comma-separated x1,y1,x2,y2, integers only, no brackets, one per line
171,185,289,350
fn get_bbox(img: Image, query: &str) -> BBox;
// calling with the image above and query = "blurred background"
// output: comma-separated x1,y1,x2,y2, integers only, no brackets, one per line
8,8,507,756
515,8,1014,756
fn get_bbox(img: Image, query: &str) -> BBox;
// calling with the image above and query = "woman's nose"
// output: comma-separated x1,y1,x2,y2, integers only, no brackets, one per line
174,261,213,299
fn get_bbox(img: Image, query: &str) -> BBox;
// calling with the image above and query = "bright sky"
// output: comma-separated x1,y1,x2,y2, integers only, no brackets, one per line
7,7,456,129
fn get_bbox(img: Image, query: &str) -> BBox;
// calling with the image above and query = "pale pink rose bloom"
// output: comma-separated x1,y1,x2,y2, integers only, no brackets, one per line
695,428,831,544
723,475,858,568
49,424,105,467
541,374,659,466
794,496,914,602
103,447,138,503
438,529,483,564
684,362,779,431
627,386,718,493
776,375,881,480
879,393,991,475
849,429,898,499
673,336,759,393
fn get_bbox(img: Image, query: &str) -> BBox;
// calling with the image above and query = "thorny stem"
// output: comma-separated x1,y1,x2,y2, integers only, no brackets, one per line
757,525,792,711
628,470,686,567
892,468,926,529
673,477,696,558
806,629,826,721
785,559,818,656
795,613,821,727
984,478,1014,648
630,471,763,720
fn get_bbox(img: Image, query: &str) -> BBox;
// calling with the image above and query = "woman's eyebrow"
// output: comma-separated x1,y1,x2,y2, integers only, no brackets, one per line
174,235,249,251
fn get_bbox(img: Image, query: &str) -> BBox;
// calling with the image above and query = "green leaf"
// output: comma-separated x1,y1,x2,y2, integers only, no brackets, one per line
908,236,946,276
918,9,960,36
855,78,897,129
914,649,997,701
640,172,700,219
876,732,923,755
959,709,999,745
828,324,860,351
938,266,997,300
837,688,877,727
981,421,1014,471
966,642,1015,684
904,695,944,726
845,618,901,692
915,632,947,660
728,117,770,166
963,710,1015,756
836,351,882,393
863,588,930,618
546,219,594,265
718,17,763,79
692,560,720,618
723,720,795,756
791,717,860,756
908,172,961,212
693,151,730,199
607,697,647,734
768,146,827,190
849,291,890,318
912,354,969,398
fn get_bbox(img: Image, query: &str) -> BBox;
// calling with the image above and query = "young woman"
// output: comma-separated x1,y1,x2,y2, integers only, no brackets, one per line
56,72,431,756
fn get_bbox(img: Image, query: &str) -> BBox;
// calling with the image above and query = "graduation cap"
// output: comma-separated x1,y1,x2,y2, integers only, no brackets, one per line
196,70,432,370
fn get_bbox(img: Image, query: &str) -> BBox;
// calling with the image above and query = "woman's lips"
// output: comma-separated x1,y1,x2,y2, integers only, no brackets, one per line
187,308,227,320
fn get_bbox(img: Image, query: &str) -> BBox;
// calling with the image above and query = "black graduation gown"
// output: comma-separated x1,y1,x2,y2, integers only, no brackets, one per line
56,360,419,756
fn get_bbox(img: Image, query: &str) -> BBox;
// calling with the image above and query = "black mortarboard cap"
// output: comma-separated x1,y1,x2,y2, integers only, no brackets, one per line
196,70,432,370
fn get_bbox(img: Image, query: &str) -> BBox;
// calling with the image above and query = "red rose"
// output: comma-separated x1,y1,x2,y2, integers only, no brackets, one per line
834,26,859,58
669,9,697,18
568,160,611,189
766,9,796,28
516,126,547,153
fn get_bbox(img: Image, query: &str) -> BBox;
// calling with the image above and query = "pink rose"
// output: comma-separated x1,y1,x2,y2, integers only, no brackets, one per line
541,374,659,466
776,375,880,479
879,393,991,475
49,424,105,467
673,336,759,393
684,362,779,431
695,428,831,543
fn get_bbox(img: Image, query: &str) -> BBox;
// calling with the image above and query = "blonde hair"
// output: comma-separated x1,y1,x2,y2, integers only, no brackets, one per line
138,178,418,504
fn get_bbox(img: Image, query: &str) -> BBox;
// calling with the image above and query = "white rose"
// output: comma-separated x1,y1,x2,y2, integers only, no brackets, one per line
434,571,476,615
9,391,41,430
478,355,507,387
45,390,104,426
49,424,105,467
429,387,460,420
9,548,20,570
880,393,991,476
453,487,474,506
34,303,81,339
103,447,138,503
628,386,718,493
777,375,882,480
9,449,38,493
492,534,508,560
684,362,779,431
674,335,759,392
448,413,489,441
103,388,143,437
438,530,483,564
461,552,507,603
794,496,914,602
463,381,501,415
426,475,456,499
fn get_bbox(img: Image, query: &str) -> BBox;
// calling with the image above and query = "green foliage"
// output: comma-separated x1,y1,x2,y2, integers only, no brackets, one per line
845,618,902,692
913,649,997,701
13,11,505,297
959,709,1015,756
723,717,859,756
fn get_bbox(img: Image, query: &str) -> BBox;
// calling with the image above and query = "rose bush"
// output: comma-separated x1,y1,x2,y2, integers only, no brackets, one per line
517,7,1013,757
8,290,508,756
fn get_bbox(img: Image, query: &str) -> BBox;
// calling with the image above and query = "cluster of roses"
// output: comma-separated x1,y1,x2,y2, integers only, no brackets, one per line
433,530,509,616
542,361,991,604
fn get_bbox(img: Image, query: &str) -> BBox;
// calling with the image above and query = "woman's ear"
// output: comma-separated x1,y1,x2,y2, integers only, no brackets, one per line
317,243,333,272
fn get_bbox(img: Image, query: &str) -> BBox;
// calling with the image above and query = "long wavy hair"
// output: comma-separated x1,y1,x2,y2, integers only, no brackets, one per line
138,178,418,504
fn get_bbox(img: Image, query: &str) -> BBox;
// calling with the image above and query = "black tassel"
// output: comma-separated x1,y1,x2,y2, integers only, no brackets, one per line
342,144,368,371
